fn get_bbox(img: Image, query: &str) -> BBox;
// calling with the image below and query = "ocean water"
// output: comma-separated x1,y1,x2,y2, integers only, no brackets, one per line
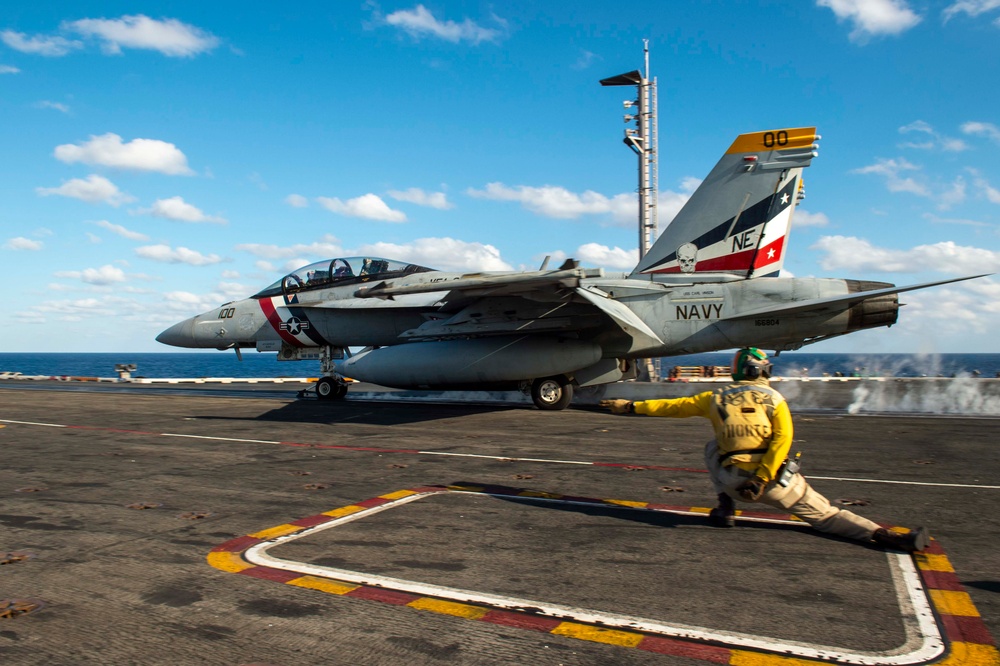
1,351,998,380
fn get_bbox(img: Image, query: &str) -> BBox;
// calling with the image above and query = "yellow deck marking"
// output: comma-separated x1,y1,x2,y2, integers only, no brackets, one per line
730,650,823,665
929,589,980,617
379,489,419,500
517,490,562,499
933,642,1000,666
207,551,253,573
249,524,302,540
551,622,644,648
915,552,955,573
689,506,712,514
605,499,648,508
322,505,365,518
288,575,359,595
407,598,489,620
447,484,484,492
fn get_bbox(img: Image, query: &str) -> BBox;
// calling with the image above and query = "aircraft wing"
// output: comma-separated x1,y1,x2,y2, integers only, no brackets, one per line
354,266,604,300
378,272,662,353
722,274,989,321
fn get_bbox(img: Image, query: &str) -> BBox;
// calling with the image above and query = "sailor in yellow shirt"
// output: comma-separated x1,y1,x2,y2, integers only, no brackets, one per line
600,348,929,553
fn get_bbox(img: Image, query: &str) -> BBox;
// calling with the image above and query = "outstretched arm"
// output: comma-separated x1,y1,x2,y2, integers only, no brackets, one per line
601,392,713,418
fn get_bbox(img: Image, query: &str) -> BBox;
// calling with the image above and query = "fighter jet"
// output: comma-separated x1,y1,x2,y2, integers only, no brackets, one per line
157,127,983,409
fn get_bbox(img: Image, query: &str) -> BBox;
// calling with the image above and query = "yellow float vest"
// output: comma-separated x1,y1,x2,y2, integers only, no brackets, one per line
713,384,785,466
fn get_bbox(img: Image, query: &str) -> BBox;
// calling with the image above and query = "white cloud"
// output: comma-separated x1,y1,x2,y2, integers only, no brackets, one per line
1,30,82,56
969,171,1000,204
55,264,126,285
86,232,102,244
937,176,967,209
239,235,509,272
572,49,600,70
817,0,922,40
384,5,504,44
922,212,990,227
355,238,512,271
136,196,227,224
852,158,929,196
248,172,268,191
162,283,246,315
793,210,831,227
94,220,149,241
961,121,1000,144
468,180,697,228
316,193,407,222
810,236,1000,274
54,133,193,175
4,237,44,251
468,182,632,220
36,100,71,113
898,120,968,152
285,194,309,208
36,174,135,206
135,244,224,266
575,243,638,270
0,64,21,74
387,187,454,209
943,0,1000,22
236,234,344,261
63,15,219,57
26,297,118,319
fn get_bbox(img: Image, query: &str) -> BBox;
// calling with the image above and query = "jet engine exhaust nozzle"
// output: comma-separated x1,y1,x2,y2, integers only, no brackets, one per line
846,280,899,332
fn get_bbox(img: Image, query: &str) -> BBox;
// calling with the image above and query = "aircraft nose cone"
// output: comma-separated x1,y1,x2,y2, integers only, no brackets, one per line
156,319,195,347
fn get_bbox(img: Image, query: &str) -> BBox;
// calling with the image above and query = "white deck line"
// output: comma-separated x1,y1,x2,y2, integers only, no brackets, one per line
0,419,68,428
243,490,945,665
160,433,283,445
2,418,997,491
416,450,594,465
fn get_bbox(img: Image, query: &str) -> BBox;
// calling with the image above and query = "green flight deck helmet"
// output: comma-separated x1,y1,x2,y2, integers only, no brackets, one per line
731,347,773,381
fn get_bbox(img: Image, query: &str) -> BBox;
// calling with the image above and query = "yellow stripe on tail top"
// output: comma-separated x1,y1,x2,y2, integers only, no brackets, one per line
726,127,819,154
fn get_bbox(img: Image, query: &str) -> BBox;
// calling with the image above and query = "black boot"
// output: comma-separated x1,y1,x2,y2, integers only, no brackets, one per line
872,526,930,553
708,493,736,528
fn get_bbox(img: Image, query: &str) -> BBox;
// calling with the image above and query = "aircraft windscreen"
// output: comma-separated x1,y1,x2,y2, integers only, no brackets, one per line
253,257,434,298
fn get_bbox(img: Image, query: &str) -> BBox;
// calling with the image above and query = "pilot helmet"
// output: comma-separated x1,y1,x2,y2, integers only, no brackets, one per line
731,347,772,381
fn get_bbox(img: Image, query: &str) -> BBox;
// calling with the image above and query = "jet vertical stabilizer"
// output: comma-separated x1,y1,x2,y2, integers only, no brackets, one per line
631,127,819,279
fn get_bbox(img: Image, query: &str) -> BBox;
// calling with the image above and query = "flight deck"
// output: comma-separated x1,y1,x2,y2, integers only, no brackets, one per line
1,382,997,665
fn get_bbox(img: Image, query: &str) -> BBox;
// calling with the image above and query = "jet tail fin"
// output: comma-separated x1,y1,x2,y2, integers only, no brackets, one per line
631,127,819,279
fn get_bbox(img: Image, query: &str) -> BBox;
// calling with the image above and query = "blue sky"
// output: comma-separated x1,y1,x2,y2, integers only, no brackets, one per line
2,1,999,353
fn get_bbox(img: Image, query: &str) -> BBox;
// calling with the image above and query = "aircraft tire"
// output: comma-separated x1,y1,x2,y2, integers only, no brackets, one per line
316,377,337,400
531,376,573,411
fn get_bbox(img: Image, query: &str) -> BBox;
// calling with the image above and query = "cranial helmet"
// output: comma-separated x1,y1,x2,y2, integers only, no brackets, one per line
731,347,773,381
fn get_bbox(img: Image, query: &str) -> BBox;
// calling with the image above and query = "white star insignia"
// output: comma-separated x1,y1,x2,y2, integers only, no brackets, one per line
767,248,776,259
780,193,790,205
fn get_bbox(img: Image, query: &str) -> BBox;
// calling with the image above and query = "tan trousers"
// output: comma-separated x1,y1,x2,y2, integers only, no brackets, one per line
704,441,880,542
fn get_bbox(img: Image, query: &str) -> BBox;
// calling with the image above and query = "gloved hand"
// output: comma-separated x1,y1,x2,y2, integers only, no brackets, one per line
736,476,767,501
599,399,633,414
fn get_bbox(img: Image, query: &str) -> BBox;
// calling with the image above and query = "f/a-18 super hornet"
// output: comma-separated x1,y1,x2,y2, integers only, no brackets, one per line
157,127,983,409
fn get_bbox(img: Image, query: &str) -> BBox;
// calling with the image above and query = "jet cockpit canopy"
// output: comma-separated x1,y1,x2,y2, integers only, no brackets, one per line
253,256,434,298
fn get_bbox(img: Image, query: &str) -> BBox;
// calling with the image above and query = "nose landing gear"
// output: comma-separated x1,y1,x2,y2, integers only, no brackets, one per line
313,345,350,400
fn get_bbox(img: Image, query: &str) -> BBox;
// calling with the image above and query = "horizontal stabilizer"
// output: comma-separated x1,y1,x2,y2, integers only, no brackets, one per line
722,274,990,321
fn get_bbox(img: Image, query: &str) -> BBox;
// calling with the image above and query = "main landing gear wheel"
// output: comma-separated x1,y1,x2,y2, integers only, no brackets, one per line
531,375,573,411
316,377,347,400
